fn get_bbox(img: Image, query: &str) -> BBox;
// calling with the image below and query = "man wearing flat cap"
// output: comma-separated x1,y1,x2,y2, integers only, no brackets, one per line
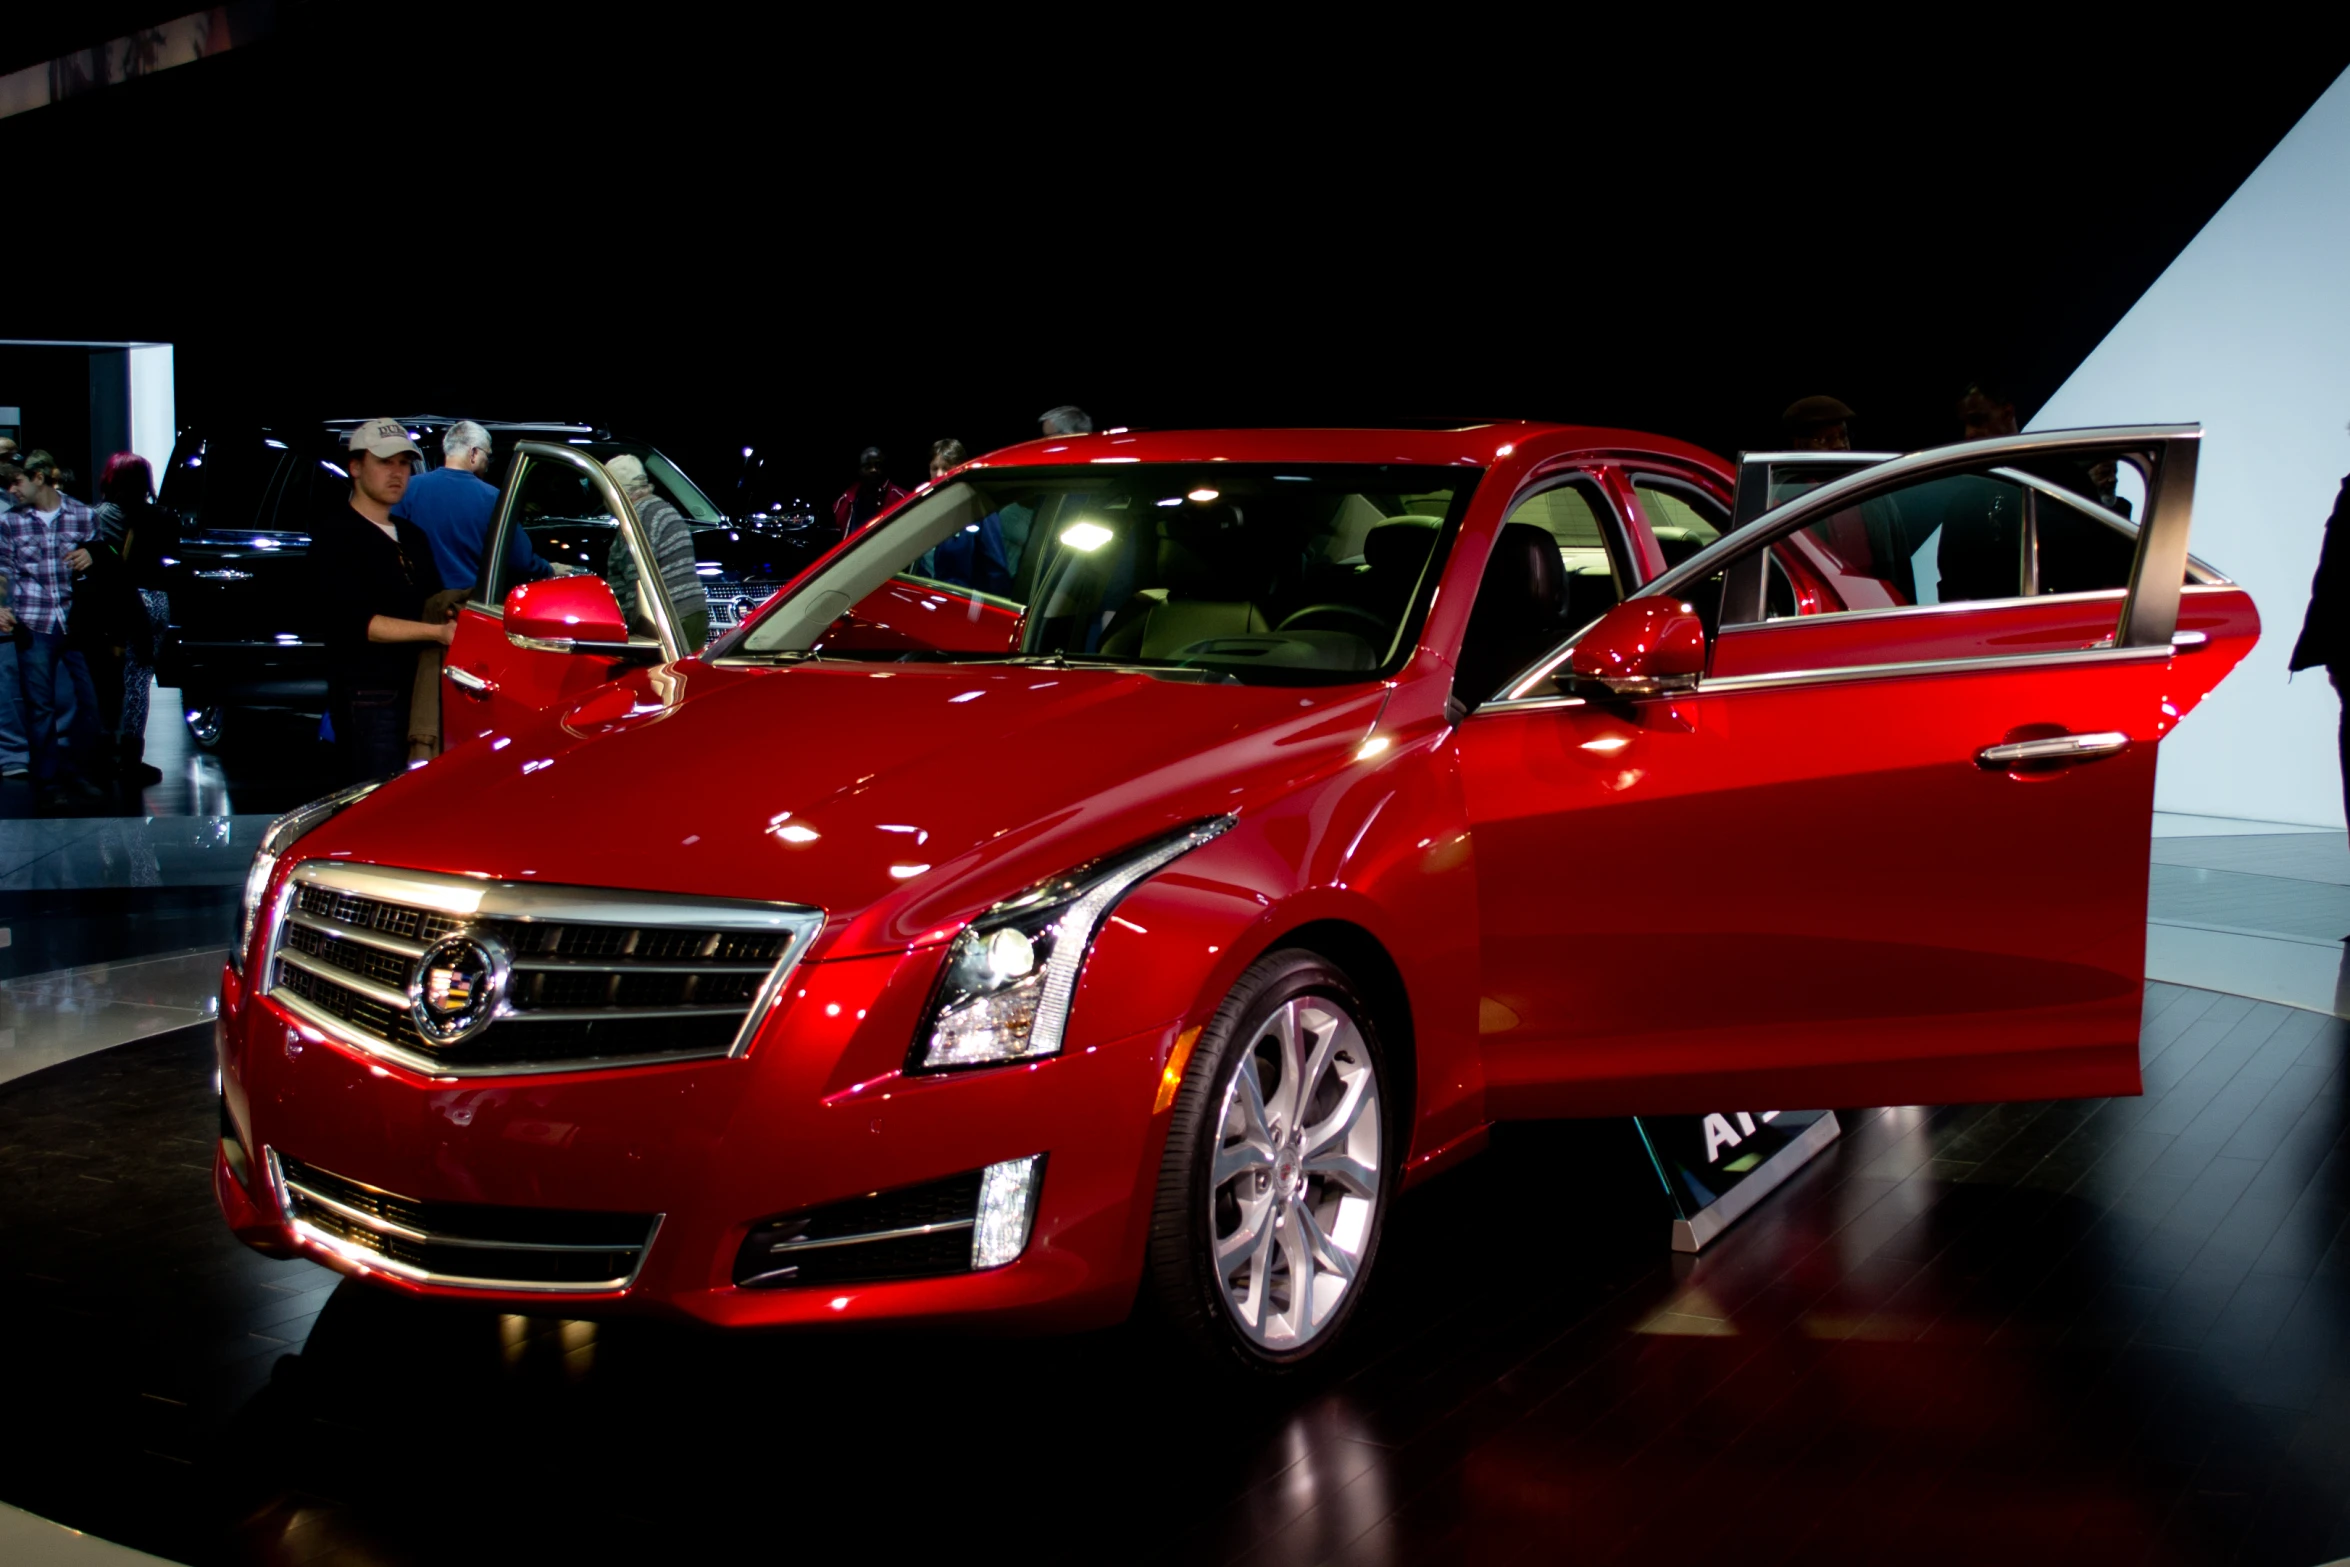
1782,395,1856,451
309,418,453,783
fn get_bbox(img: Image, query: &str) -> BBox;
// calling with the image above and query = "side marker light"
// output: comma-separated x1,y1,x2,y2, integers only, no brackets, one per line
1155,1025,1204,1114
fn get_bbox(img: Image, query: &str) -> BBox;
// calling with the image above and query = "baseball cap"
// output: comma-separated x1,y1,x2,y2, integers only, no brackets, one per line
347,417,424,461
1780,395,1855,431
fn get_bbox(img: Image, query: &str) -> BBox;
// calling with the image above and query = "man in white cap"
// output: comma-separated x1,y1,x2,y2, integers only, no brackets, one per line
308,419,454,782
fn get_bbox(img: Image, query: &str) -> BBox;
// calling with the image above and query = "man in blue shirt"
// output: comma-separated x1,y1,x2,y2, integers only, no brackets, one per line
392,421,552,593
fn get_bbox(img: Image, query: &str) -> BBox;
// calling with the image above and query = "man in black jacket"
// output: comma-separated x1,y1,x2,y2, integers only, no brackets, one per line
2289,471,2350,830
311,419,453,784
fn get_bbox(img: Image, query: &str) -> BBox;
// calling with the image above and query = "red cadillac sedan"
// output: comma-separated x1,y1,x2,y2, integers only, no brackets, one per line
212,421,2256,1371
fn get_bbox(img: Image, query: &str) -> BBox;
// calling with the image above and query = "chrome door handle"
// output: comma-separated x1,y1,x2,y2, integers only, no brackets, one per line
1975,730,2129,769
448,666,496,698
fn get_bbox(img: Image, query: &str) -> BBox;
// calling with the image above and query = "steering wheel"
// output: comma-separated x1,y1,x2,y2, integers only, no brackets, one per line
1277,603,1391,639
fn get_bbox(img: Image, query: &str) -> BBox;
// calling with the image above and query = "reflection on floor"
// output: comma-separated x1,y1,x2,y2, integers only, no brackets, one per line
2146,828,2350,1019
2,984,2346,1565
0,685,340,825
0,950,220,1088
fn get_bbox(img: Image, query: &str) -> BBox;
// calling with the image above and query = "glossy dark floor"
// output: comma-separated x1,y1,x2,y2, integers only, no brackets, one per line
0,692,341,824
3,983,2347,1566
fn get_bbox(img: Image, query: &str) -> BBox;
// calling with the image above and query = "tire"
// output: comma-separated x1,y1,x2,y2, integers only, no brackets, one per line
1147,949,1393,1375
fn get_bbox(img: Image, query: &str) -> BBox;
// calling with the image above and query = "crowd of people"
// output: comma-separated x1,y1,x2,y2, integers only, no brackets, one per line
0,438,176,810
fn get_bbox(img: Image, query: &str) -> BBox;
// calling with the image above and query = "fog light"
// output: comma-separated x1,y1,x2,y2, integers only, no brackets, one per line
971,1154,1045,1270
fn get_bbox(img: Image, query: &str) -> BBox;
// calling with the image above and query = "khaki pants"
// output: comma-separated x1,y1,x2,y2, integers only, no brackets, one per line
408,589,473,764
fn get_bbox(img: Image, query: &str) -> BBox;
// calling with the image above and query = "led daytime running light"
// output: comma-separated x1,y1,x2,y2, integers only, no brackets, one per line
918,816,1233,1070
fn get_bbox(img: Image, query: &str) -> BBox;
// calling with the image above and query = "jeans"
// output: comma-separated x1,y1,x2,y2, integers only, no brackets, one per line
120,589,168,762
333,685,408,786
20,631,103,786
0,639,23,769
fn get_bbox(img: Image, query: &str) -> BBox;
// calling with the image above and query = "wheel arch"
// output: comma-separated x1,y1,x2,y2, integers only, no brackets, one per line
1262,917,1418,1151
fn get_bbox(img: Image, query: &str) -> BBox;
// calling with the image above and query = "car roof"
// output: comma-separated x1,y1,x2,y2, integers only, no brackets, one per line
966,423,1729,473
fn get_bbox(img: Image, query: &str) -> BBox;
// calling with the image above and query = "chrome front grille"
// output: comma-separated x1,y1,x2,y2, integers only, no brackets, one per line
262,861,823,1076
269,1151,659,1293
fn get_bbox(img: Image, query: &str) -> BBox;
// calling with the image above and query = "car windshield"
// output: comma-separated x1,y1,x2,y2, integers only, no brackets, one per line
730,463,1475,683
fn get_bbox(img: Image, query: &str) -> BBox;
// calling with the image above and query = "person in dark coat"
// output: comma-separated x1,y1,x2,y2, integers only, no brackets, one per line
311,419,454,784
832,447,909,537
90,452,174,783
2289,471,2350,830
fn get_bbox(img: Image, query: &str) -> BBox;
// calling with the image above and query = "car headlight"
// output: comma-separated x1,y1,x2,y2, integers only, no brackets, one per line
915,816,1234,1070
231,779,384,975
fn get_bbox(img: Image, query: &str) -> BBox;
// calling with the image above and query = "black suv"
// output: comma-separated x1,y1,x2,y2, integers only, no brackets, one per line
155,417,827,746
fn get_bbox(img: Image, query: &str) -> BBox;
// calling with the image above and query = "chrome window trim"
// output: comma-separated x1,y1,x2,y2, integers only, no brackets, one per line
1728,586,2124,631
1476,643,2175,715
1696,642,2172,696
265,1148,662,1295
1699,578,2240,638
262,861,824,1079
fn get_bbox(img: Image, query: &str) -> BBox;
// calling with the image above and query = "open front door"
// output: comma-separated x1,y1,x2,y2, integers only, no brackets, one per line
443,442,689,740
1459,425,2258,1118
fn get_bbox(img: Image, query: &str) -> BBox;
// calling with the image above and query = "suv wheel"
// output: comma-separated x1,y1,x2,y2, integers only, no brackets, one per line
183,703,225,749
1148,949,1391,1374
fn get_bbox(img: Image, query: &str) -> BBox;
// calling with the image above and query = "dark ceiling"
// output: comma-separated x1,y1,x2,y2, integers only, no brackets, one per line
5,12,2346,502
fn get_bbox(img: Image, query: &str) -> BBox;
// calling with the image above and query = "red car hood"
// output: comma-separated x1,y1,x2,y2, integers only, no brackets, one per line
311,660,1389,958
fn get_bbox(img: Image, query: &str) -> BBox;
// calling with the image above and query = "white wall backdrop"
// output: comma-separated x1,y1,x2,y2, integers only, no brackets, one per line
127,342,175,482
2031,67,2350,827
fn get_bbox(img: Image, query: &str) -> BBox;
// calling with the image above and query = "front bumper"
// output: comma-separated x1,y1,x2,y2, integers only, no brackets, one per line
213,948,1179,1331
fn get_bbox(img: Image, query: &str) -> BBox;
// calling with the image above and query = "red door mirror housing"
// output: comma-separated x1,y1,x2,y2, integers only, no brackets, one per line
504,576,631,652
1569,598,1707,695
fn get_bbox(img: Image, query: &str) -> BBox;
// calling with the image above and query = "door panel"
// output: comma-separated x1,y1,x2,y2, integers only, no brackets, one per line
1461,649,2178,1117
1461,426,2254,1117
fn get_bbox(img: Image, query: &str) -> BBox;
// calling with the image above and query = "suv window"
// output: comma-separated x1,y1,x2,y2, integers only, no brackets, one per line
162,434,294,537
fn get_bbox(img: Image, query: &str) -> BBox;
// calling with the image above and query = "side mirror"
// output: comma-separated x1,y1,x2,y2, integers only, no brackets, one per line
1569,598,1707,695
504,576,633,654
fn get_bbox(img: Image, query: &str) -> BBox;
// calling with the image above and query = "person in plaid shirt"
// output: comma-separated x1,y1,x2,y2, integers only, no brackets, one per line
0,450,106,808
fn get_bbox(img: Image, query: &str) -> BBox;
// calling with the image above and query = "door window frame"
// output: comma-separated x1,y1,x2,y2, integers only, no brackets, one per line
1497,461,1642,603
1477,425,2212,711
476,440,687,663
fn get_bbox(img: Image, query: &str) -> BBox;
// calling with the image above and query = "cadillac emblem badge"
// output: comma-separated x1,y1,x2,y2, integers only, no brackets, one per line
407,932,510,1046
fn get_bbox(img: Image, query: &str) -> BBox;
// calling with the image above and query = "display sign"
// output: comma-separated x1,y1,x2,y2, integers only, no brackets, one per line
1634,1108,1841,1253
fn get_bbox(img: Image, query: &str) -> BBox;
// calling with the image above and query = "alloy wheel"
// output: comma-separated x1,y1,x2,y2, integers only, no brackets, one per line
1206,994,1382,1350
